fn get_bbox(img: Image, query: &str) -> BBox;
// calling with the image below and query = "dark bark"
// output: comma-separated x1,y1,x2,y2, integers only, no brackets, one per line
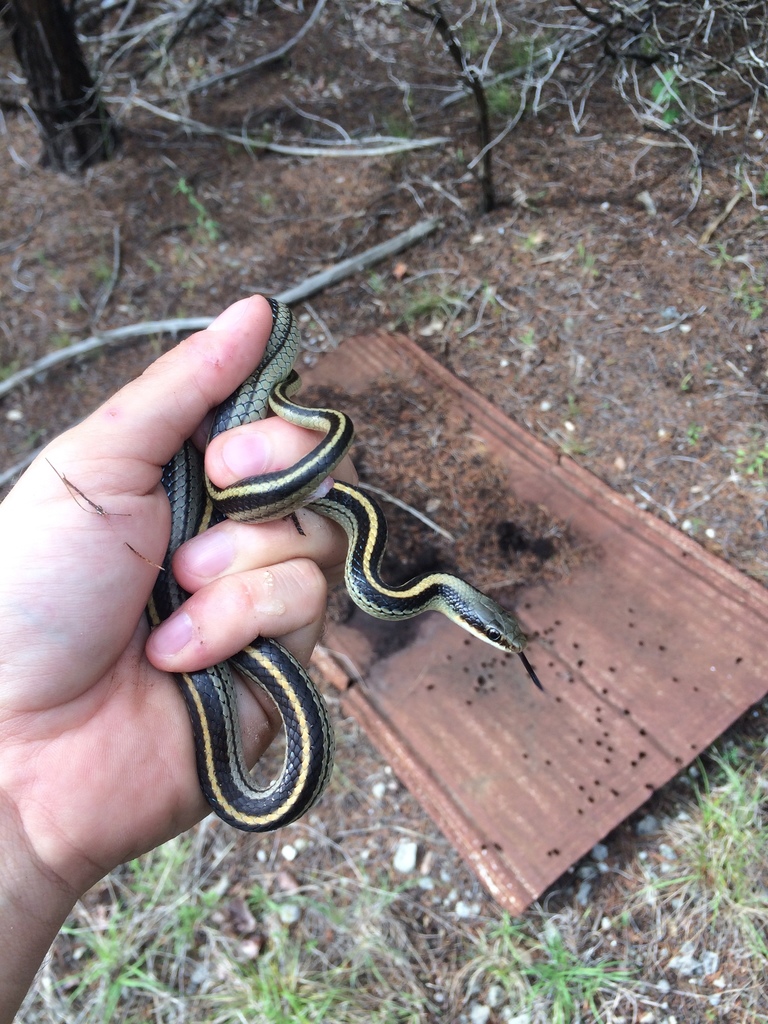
3,0,118,173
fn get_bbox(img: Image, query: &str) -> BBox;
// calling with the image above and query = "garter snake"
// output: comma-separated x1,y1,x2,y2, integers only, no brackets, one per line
149,299,540,832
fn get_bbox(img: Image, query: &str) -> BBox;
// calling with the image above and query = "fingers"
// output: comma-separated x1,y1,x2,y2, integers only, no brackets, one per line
205,415,357,490
67,295,276,473
146,556,327,672
173,508,348,587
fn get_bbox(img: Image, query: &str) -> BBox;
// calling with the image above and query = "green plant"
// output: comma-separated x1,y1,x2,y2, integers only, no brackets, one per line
659,753,768,955
733,272,765,320
400,286,464,326
686,422,701,446
679,372,694,392
0,359,21,382
575,241,598,278
173,177,220,242
735,440,768,478
649,68,683,124
367,271,387,295
486,81,518,118
460,912,637,1022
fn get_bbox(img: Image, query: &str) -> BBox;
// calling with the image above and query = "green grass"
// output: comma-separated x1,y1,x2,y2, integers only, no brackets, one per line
174,177,221,243
459,911,637,1022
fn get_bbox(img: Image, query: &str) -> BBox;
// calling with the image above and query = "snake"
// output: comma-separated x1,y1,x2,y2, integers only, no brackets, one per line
148,299,541,832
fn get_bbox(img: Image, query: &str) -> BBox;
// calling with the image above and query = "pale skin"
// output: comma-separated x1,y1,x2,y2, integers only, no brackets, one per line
0,295,353,1022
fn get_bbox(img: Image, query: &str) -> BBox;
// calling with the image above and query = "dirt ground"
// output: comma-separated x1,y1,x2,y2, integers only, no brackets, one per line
1,4,767,1021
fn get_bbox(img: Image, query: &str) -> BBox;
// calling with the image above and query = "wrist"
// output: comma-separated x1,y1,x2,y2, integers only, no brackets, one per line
0,794,79,1022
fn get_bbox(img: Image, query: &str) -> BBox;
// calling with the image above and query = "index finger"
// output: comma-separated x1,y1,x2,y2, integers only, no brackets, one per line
81,295,275,470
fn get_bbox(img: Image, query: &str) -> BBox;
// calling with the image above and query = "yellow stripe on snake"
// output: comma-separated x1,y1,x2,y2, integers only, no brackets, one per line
148,299,540,832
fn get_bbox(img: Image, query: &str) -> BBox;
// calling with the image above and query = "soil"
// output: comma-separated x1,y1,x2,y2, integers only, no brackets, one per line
1,6,767,1021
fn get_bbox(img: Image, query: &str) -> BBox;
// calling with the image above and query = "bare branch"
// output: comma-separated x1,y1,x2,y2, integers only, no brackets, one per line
188,0,328,94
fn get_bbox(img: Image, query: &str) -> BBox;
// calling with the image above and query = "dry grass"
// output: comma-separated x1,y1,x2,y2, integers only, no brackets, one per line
3,2,768,1021
18,703,767,1024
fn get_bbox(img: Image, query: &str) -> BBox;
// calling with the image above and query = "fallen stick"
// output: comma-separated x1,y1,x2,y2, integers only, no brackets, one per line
0,217,442,484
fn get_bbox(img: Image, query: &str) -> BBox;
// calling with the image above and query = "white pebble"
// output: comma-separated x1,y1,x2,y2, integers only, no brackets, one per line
393,839,418,873
564,420,575,433
487,984,505,1008
469,1005,491,1024
5,408,23,422
705,528,715,539
455,899,481,919
371,781,386,800
281,844,298,862
540,399,552,412
278,903,301,924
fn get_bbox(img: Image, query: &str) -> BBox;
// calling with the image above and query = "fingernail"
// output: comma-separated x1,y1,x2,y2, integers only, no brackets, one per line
208,297,252,332
184,530,235,578
152,611,194,656
221,432,271,477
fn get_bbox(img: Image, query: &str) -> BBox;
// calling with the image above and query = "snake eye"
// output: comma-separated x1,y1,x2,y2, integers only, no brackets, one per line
485,626,503,645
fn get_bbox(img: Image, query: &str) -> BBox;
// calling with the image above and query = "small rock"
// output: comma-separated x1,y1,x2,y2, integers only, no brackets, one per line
701,950,719,976
656,979,671,994
281,844,297,862
659,843,677,861
668,941,700,977
371,781,386,800
278,903,301,925
635,814,659,836
455,900,481,919
486,984,505,1008
469,1004,490,1024
393,839,418,873
591,842,609,862
576,879,592,906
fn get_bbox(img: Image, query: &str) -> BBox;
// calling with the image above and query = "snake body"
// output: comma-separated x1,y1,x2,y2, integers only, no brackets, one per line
149,299,539,832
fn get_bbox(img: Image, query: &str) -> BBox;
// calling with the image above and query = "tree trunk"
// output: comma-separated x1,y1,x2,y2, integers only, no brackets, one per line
3,0,118,173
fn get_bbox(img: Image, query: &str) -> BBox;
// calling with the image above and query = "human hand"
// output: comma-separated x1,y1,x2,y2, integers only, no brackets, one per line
0,295,351,903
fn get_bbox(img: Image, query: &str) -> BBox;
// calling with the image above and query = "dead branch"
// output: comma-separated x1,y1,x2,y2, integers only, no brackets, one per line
188,0,328,94
0,216,441,406
113,95,449,157
403,0,496,212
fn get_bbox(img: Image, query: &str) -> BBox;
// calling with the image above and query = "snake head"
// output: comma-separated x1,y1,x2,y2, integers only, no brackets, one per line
465,591,528,652
464,592,542,690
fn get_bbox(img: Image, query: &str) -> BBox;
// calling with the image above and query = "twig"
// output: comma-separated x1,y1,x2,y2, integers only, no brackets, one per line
116,95,449,158
47,459,128,517
0,204,42,254
698,190,746,246
403,0,496,211
92,223,121,326
356,482,455,541
0,217,441,402
188,0,328,93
